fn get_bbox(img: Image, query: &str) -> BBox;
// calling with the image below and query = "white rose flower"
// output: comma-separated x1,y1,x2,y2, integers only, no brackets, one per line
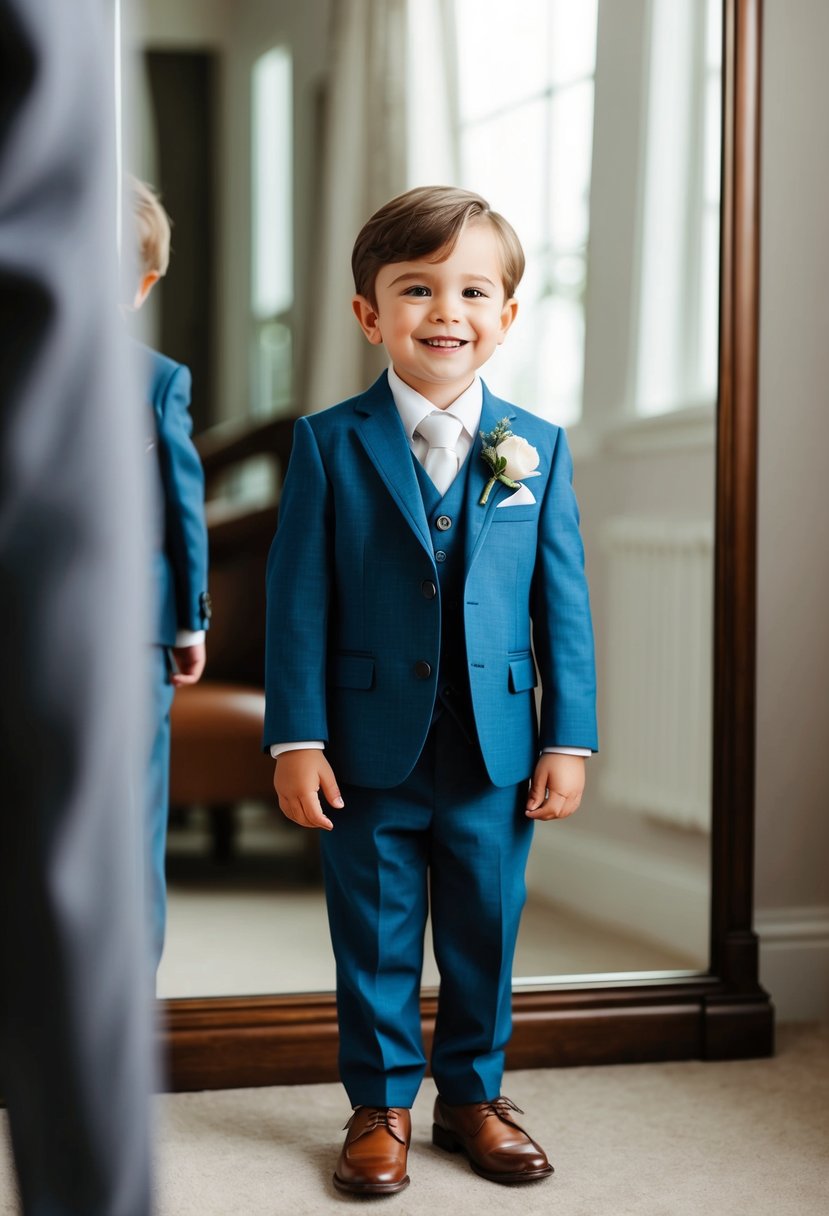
497,434,541,481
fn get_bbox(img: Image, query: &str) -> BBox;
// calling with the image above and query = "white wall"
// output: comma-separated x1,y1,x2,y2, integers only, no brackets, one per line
754,0,829,1020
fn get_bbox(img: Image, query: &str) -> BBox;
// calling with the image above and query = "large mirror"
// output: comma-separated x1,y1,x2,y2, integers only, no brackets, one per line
129,0,771,1087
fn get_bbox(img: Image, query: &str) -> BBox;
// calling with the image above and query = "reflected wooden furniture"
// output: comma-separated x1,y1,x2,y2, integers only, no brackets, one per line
168,415,295,861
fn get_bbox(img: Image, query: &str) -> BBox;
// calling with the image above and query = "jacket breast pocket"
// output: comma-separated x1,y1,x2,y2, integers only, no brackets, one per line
508,652,538,693
491,507,538,524
331,653,375,690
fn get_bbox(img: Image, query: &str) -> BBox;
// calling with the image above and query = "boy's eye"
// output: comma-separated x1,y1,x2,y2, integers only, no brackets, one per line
462,288,486,298
403,285,431,297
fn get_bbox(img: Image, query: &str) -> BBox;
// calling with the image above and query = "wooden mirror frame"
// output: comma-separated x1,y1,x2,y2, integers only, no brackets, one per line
162,0,773,1091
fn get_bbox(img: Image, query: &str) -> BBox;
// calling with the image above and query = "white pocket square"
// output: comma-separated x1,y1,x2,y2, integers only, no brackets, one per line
497,482,536,508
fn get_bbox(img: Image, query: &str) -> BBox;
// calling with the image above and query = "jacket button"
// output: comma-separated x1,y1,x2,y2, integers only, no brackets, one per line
435,515,452,531
421,580,437,599
414,660,432,679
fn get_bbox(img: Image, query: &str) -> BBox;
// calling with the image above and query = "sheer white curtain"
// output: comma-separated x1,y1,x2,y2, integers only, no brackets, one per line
304,0,408,411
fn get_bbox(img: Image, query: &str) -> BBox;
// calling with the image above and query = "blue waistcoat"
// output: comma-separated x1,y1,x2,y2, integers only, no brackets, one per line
413,450,478,746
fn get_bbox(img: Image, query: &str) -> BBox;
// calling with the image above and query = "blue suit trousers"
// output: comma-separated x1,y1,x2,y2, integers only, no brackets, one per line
320,709,533,1108
146,645,174,970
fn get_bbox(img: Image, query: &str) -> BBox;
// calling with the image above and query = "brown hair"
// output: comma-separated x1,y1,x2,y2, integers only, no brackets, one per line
352,186,525,306
128,175,171,277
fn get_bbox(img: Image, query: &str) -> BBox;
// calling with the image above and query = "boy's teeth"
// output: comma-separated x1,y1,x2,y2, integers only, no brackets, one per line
425,338,462,347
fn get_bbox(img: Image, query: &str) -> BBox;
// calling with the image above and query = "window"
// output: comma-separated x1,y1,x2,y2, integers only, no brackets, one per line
251,47,293,416
634,0,722,416
452,0,598,426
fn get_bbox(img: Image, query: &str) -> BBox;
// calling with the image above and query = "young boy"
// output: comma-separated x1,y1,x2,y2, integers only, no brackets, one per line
264,186,596,1194
130,177,211,971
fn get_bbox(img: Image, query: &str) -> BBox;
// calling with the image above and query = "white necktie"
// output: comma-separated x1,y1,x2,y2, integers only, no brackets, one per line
416,411,464,496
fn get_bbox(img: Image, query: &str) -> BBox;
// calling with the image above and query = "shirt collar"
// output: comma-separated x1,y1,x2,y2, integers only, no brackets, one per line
387,365,483,442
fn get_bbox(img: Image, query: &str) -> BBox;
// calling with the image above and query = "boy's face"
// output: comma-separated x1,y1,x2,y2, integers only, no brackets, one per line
352,220,518,408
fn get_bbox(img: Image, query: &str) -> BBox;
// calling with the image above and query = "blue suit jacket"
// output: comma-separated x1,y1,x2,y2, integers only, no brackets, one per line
140,345,210,646
264,372,597,788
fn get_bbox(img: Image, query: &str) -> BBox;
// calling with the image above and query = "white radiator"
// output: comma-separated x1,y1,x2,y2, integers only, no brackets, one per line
599,517,714,832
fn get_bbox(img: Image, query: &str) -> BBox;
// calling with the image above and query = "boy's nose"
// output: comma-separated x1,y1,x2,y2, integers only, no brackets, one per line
429,295,460,324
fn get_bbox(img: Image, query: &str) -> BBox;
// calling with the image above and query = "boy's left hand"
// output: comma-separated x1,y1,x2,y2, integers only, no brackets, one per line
526,753,586,820
170,643,206,686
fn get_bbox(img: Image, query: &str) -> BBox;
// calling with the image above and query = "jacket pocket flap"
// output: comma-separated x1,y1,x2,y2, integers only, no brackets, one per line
508,654,538,693
332,654,375,690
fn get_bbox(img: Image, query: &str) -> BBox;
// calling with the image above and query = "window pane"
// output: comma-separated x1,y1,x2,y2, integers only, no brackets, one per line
251,47,292,320
452,0,596,428
484,280,583,428
550,0,598,85
455,0,551,122
550,80,594,250
460,99,547,250
536,294,584,425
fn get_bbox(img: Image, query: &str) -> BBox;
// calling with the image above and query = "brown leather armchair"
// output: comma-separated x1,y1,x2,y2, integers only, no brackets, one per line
168,415,295,860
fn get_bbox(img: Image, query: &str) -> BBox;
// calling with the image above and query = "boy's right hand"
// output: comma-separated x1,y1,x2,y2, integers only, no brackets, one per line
273,749,344,831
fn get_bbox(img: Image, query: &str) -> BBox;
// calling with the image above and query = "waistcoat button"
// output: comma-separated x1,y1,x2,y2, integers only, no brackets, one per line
414,660,432,679
435,515,452,531
435,550,447,562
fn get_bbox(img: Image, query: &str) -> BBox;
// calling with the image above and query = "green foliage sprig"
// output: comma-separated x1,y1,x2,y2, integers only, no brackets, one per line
479,417,520,504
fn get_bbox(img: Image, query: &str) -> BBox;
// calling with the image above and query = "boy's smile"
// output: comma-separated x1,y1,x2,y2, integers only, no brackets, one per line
352,220,518,408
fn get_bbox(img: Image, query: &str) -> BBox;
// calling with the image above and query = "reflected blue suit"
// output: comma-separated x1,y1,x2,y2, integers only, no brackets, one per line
264,371,596,1105
140,346,210,967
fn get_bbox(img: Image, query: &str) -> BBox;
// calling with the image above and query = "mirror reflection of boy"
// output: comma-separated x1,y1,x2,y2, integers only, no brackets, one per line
264,187,597,1195
129,177,211,971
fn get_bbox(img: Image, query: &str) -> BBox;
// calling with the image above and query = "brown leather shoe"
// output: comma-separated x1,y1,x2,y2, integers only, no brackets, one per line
333,1106,411,1195
432,1095,553,1184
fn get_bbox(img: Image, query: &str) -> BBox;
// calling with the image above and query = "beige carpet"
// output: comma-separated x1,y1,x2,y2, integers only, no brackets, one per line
5,1023,826,1215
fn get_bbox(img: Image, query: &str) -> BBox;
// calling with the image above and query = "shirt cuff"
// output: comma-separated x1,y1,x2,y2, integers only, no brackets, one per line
270,741,325,758
174,629,206,648
542,746,592,757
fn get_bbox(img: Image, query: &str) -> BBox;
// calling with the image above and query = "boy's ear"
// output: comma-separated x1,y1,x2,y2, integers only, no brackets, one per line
352,295,384,345
133,270,161,310
497,297,519,345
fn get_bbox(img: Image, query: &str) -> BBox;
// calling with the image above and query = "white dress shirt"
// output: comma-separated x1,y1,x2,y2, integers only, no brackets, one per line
270,368,590,758
175,629,205,647
388,364,480,471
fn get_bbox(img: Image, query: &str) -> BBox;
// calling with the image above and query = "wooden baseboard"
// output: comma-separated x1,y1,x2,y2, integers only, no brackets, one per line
161,978,774,1092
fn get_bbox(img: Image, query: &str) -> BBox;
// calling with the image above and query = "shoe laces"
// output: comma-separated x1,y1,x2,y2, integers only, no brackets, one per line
343,1106,407,1144
481,1096,524,1121
467,1096,526,1137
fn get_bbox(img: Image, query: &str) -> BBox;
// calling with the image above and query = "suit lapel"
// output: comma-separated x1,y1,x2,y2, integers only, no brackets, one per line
354,373,433,556
464,382,516,571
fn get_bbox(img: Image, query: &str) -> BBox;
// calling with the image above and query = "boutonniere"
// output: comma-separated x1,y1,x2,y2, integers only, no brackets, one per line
478,417,541,505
